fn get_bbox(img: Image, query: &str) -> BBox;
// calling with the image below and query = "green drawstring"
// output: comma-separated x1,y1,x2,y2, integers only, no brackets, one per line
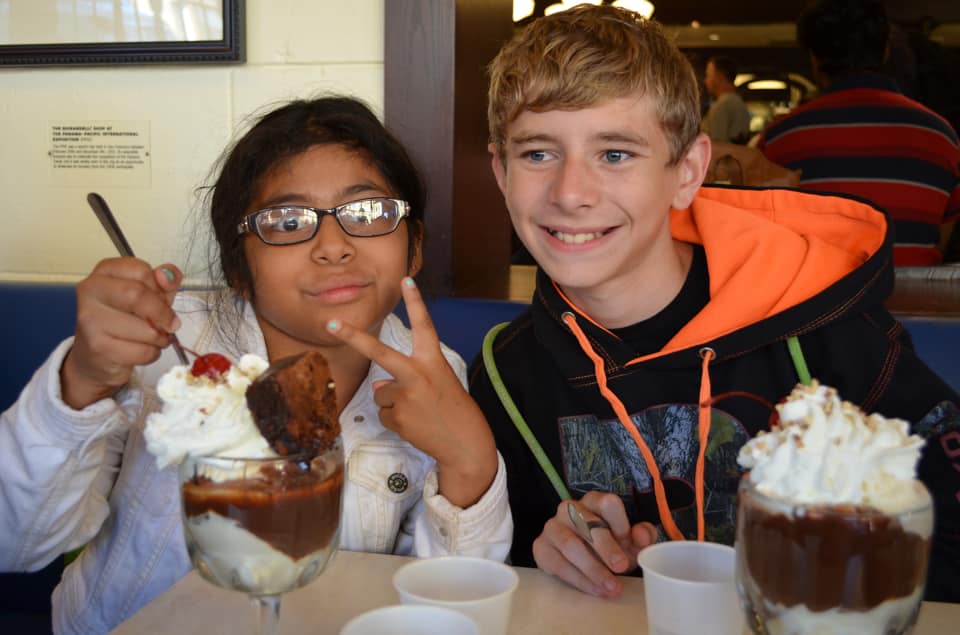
483,323,572,501
786,335,812,386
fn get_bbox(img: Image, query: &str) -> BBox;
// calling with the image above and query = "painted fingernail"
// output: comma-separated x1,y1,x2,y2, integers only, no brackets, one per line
403,277,415,288
160,267,175,282
326,320,341,332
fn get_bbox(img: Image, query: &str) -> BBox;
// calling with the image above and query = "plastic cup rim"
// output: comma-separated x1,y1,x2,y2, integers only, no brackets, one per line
637,541,736,587
393,556,519,606
340,604,479,634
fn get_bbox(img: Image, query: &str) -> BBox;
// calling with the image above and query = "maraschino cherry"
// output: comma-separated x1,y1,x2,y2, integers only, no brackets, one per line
190,353,232,379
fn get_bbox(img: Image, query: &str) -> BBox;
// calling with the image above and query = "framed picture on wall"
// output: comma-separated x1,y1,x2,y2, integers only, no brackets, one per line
0,0,244,66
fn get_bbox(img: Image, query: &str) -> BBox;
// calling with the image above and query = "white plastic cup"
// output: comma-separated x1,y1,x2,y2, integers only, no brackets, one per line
392,556,518,635
637,541,745,635
339,604,480,635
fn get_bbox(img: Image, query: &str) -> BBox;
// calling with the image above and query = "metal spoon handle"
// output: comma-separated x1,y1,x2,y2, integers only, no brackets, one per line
86,192,190,365
567,502,610,545
87,193,136,258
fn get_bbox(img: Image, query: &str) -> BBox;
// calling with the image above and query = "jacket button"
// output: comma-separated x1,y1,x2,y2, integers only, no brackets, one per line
387,472,408,493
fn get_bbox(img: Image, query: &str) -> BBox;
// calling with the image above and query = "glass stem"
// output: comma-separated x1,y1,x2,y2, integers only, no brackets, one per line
253,595,281,635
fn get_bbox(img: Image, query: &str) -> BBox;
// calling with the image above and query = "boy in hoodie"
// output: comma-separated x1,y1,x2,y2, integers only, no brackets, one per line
471,4,960,602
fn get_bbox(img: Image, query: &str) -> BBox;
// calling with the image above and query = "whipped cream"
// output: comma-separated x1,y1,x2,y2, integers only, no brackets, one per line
145,354,274,468
738,381,925,512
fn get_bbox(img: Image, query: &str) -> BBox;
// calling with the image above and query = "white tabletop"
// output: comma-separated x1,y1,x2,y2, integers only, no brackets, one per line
109,550,957,634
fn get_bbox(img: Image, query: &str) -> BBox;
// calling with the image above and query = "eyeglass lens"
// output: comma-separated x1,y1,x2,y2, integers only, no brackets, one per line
255,198,404,243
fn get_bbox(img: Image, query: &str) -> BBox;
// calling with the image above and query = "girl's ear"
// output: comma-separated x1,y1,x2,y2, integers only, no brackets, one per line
407,223,424,277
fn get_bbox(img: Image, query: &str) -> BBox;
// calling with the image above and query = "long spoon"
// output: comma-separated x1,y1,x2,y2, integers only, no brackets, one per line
86,192,190,365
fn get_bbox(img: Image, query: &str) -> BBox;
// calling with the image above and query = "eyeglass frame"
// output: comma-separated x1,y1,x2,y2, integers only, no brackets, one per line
236,197,411,245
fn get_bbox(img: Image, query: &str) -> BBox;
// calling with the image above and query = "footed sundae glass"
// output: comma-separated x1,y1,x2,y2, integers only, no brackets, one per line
735,477,933,635
178,439,344,635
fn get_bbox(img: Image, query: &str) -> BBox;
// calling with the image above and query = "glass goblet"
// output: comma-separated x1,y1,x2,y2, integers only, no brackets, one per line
178,440,344,635
735,477,933,635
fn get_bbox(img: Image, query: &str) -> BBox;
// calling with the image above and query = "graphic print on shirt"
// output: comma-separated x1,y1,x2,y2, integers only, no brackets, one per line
559,404,750,544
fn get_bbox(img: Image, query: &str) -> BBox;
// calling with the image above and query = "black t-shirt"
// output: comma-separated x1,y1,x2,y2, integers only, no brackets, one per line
613,245,709,357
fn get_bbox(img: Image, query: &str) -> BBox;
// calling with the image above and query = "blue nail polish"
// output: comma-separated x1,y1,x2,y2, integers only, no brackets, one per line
403,278,415,288
160,267,175,282
327,320,339,331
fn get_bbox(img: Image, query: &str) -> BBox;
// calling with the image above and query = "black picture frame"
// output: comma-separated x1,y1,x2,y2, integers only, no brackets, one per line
0,0,244,66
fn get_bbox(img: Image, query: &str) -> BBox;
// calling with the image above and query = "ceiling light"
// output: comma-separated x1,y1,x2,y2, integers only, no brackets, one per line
612,0,655,18
544,3,567,16
513,0,535,22
747,80,787,90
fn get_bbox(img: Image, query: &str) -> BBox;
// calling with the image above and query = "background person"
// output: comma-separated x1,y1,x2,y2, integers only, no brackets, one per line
701,55,752,144
758,0,960,266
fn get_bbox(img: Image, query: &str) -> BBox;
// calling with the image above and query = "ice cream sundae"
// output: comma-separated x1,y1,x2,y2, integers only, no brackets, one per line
146,351,344,595
735,381,932,635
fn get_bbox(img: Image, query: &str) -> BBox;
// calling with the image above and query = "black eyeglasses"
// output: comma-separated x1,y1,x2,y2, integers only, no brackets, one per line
237,197,410,245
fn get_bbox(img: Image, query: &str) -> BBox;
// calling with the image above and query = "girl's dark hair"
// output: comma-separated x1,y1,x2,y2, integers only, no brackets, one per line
208,95,425,292
200,95,425,350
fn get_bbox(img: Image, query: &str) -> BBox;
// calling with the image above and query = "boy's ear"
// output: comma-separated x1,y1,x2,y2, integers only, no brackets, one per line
671,133,712,210
489,143,507,195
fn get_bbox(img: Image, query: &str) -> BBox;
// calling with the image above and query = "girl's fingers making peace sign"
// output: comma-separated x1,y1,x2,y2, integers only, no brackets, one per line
326,277,499,508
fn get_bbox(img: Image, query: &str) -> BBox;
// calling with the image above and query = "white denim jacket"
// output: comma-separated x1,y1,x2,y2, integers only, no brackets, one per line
0,293,512,635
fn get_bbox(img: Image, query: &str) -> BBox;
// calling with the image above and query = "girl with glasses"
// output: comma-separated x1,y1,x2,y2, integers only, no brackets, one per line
0,96,510,635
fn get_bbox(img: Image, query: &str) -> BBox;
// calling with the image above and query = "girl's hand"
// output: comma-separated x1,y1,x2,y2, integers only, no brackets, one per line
533,491,658,598
326,277,498,508
61,257,182,410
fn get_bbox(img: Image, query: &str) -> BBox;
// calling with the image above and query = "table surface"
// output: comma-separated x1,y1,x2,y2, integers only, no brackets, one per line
110,550,957,635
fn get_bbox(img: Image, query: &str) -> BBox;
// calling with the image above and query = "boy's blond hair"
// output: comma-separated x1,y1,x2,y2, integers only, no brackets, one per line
487,4,700,165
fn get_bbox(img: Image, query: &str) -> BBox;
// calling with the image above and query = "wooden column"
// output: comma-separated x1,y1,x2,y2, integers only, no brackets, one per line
385,0,514,298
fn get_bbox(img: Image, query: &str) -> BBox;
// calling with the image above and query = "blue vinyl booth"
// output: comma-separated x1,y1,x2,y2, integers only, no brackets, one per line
1,281,958,632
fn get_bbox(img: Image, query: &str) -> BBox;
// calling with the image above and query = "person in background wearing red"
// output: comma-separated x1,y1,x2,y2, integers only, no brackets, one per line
758,0,960,267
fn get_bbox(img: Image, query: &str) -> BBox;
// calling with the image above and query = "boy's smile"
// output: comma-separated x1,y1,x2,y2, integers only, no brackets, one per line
491,91,709,327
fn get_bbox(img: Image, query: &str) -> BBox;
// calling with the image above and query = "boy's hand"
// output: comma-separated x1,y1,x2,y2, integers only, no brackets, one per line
533,491,658,597
327,277,498,508
61,257,182,410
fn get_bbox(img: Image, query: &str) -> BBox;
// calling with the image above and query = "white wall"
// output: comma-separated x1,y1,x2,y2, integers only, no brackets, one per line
0,0,384,283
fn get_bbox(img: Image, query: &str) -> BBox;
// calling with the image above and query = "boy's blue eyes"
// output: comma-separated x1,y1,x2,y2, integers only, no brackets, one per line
603,150,631,163
521,150,633,163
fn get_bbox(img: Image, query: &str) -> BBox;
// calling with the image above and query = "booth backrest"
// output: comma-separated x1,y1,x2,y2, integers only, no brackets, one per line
0,283,531,412
1,282,958,413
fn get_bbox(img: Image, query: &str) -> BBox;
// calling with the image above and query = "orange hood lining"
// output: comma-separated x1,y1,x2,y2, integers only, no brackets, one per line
557,188,887,364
